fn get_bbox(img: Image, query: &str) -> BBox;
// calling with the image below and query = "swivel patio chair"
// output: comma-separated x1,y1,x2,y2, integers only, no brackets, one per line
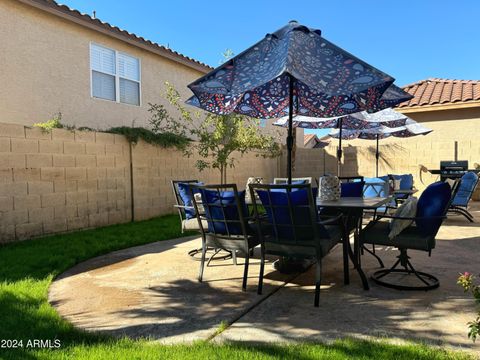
360,180,458,290
249,183,347,307
191,184,260,291
171,180,229,261
448,171,479,222
172,180,202,233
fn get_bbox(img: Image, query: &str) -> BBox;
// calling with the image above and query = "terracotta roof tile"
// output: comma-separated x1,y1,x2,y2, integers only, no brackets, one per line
304,134,316,146
398,78,480,108
22,0,213,72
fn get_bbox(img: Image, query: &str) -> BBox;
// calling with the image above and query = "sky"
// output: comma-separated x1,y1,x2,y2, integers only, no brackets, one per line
62,0,479,136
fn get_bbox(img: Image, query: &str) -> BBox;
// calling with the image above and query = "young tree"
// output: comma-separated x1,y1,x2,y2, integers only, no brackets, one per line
149,82,281,184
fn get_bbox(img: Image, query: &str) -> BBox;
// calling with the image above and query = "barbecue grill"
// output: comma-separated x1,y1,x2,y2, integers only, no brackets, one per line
439,160,469,182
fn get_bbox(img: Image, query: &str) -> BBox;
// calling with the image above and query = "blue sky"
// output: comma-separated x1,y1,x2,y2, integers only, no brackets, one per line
62,0,479,136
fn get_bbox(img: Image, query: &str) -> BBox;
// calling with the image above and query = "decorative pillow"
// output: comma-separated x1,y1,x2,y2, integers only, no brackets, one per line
388,197,418,239
415,181,451,237
200,189,247,235
177,182,203,219
257,189,325,240
341,181,365,197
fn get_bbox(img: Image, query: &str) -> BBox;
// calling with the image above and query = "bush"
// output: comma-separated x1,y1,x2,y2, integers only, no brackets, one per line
106,126,189,149
457,272,480,342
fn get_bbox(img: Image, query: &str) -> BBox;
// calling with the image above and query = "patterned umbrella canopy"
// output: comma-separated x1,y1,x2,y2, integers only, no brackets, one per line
186,20,412,182
273,107,410,130
329,119,432,176
328,119,432,139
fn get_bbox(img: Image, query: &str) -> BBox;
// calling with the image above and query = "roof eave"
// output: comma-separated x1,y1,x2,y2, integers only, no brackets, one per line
397,100,480,113
18,0,211,74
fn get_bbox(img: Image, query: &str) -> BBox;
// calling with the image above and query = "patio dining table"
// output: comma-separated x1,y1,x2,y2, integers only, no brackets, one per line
317,196,393,290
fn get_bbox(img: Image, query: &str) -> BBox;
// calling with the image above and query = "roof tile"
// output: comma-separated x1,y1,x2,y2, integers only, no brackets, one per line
26,0,213,72
398,78,480,108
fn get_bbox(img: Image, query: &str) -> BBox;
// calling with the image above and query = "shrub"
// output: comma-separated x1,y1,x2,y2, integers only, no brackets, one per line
457,272,480,342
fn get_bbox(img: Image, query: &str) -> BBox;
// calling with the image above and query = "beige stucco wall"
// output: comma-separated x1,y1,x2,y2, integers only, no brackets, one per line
0,0,289,141
0,0,204,130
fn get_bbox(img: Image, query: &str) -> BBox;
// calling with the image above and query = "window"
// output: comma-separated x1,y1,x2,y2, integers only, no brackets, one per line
90,43,141,106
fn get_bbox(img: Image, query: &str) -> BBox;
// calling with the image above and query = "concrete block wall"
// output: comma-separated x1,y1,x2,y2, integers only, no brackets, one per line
293,137,477,193
0,123,281,242
131,141,281,221
0,123,131,242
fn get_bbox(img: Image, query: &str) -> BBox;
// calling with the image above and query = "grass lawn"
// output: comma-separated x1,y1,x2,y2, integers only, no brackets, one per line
0,215,474,360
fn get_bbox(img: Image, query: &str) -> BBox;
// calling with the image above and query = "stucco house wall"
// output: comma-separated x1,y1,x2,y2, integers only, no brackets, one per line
0,0,208,130
0,0,292,141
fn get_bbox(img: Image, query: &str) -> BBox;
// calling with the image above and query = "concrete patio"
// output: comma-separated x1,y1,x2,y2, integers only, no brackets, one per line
49,205,480,356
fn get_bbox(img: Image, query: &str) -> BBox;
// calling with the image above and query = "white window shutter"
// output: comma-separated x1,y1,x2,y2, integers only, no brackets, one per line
90,44,115,75
119,78,140,105
92,71,116,101
118,53,139,81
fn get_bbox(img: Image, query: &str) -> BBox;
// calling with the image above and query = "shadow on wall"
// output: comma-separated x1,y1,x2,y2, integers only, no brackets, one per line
291,146,358,181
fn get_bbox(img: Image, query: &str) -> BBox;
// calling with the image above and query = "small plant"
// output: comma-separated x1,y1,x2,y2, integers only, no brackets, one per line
107,126,189,149
149,82,282,184
33,112,64,132
457,272,480,342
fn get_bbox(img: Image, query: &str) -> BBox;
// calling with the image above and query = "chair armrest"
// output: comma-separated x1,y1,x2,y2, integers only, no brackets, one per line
318,214,343,225
173,204,195,210
376,214,447,221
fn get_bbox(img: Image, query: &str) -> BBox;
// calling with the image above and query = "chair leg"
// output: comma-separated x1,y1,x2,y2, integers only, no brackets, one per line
232,250,237,265
198,239,207,282
371,249,439,290
362,244,385,268
258,244,265,295
242,251,250,292
314,258,322,307
342,228,349,285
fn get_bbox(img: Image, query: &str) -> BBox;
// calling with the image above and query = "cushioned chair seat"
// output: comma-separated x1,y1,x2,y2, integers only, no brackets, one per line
182,218,207,231
262,224,340,257
205,233,261,252
362,220,433,251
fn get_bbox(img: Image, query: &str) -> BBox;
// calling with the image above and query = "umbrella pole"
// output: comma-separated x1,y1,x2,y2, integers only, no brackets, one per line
375,134,379,178
287,75,294,184
337,118,343,176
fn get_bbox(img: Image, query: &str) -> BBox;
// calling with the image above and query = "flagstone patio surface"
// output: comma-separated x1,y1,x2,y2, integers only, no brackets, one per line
49,206,480,355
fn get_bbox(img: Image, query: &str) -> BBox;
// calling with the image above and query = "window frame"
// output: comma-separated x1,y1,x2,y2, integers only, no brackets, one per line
89,42,142,107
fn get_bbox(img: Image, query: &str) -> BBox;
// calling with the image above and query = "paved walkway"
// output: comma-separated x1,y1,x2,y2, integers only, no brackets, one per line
49,209,480,355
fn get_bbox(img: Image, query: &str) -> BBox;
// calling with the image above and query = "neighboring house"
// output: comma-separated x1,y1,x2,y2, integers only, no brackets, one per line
395,78,480,158
0,0,291,139
304,134,330,148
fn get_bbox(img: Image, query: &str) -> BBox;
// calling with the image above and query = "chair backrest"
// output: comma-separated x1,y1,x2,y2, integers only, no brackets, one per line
415,181,453,239
363,177,389,198
388,174,414,190
452,172,479,207
339,176,364,183
273,177,312,185
340,181,365,197
249,184,323,249
172,179,199,220
191,184,250,242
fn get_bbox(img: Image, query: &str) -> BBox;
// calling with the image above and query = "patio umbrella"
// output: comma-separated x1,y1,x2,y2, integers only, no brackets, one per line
329,119,433,177
273,107,413,174
186,20,411,183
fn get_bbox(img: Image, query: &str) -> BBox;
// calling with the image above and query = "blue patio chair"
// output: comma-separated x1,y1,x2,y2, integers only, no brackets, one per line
448,172,479,222
191,184,261,291
360,180,460,290
249,183,347,307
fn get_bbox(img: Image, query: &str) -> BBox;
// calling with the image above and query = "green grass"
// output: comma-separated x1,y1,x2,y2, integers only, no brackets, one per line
0,215,474,359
